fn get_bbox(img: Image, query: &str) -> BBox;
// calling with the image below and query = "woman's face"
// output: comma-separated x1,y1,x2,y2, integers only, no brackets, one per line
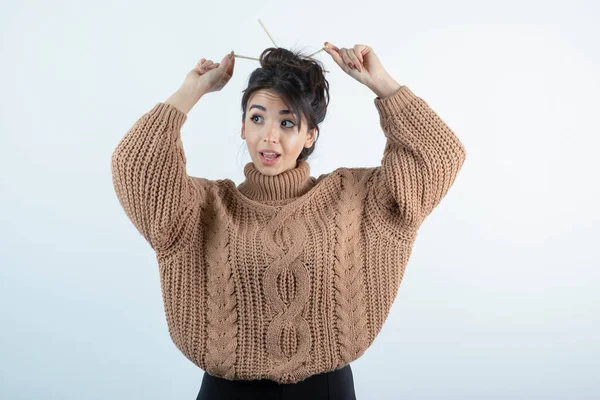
241,90,316,176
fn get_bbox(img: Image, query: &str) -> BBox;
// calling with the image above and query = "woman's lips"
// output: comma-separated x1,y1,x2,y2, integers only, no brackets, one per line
259,151,281,166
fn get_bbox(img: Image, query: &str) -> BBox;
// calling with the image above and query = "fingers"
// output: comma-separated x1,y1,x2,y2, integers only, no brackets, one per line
214,51,234,73
196,59,218,73
196,56,228,76
325,42,362,72
340,49,351,67
353,45,365,67
345,49,362,72
194,50,235,79
198,59,213,67
324,42,348,71
225,52,235,76
344,48,362,72
338,48,360,72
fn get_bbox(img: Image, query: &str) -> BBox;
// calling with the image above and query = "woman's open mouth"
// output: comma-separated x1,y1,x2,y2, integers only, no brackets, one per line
259,151,281,166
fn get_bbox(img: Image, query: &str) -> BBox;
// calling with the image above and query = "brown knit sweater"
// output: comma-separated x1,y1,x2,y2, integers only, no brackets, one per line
111,85,466,384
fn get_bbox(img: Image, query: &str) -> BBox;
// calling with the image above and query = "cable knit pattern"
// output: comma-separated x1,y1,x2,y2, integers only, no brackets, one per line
333,169,370,362
262,211,311,381
203,199,237,379
110,85,466,384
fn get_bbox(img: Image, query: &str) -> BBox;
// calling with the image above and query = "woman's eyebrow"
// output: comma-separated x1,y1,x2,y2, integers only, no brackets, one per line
249,104,292,115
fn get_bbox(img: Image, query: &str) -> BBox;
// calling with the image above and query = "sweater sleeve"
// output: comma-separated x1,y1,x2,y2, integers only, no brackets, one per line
110,102,204,252
370,85,466,232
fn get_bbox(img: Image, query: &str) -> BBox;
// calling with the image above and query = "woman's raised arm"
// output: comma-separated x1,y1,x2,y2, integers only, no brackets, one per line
110,96,203,252
372,85,467,232
323,43,466,233
110,51,235,252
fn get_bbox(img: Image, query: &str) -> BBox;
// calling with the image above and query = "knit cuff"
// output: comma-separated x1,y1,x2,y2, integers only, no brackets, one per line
373,85,419,119
148,102,188,131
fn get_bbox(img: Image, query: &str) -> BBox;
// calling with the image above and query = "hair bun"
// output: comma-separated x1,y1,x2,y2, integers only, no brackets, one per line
259,47,314,72
258,47,328,101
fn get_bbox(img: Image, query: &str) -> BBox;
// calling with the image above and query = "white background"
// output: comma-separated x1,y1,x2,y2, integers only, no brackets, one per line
1,0,599,399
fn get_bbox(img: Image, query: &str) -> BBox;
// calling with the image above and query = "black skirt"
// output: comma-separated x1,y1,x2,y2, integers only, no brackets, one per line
196,364,356,400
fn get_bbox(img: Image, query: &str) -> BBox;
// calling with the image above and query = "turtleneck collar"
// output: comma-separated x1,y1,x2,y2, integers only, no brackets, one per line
237,159,315,202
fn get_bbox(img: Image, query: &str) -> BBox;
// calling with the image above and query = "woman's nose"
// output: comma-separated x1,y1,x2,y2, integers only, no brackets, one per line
263,128,279,143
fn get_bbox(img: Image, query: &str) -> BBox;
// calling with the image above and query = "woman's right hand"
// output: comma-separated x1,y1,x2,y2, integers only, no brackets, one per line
181,51,235,96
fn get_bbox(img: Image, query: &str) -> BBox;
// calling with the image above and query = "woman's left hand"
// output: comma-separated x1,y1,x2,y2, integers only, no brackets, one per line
323,42,393,90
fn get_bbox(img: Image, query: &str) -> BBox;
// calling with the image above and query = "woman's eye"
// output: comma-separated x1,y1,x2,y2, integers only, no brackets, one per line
250,115,295,129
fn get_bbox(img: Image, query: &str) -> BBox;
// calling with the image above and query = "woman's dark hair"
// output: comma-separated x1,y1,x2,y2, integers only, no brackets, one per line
241,47,330,162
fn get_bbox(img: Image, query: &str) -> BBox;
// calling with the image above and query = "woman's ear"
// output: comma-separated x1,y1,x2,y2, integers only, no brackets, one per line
304,128,317,148
241,123,245,140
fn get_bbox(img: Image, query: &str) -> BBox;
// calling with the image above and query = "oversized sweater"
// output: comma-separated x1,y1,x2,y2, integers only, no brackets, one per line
110,85,466,384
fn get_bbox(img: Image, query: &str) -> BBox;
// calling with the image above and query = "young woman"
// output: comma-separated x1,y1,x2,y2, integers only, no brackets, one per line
111,43,466,400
